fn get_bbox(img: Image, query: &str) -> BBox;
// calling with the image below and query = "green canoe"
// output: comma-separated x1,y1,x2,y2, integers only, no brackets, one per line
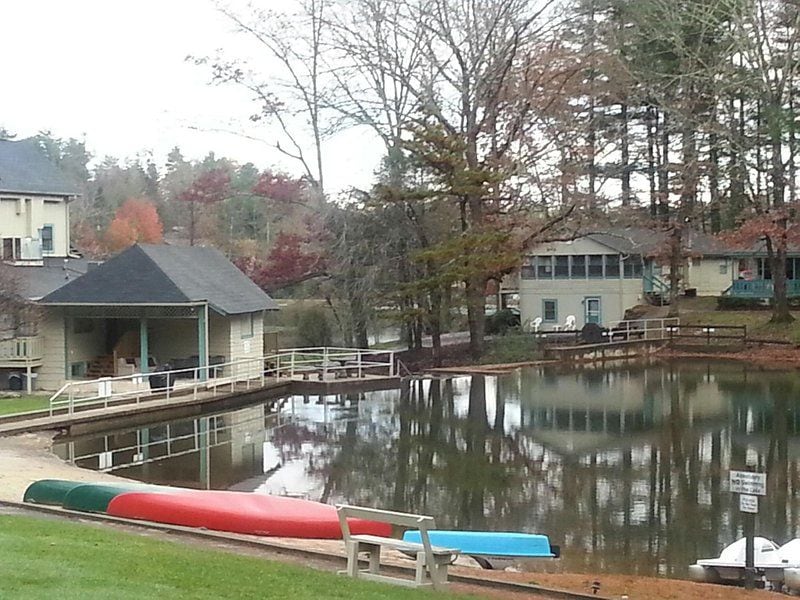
62,482,171,513
23,479,86,506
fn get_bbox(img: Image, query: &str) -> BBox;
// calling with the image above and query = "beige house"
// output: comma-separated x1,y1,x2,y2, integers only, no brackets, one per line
0,138,278,392
516,228,734,330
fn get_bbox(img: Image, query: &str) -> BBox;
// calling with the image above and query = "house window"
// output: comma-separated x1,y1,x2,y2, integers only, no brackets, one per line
588,255,604,278
604,255,620,278
242,313,255,339
40,225,54,253
554,256,569,278
543,299,558,323
2,238,21,260
521,257,535,279
536,256,553,279
719,263,728,275
623,257,643,278
70,362,88,378
571,255,586,278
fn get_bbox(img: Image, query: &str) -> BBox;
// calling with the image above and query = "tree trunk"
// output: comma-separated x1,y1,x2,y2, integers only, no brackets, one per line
769,123,793,323
465,275,486,359
647,106,657,217
658,110,670,218
621,102,631,206
667,226,681,318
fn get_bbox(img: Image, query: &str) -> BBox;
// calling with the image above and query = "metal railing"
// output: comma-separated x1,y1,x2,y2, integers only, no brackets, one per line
0,336,44,364
601,317,681,342
48,346,397,417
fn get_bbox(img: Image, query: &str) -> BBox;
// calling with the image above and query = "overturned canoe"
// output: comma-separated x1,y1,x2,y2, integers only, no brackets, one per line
402,530,558,568
62,482,173,513
23,479,86,506
108,490,393,539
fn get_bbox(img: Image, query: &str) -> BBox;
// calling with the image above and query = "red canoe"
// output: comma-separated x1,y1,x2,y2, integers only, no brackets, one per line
107,490,392,539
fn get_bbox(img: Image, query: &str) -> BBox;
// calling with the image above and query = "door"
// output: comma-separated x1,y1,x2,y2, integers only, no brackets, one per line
584,297,601,325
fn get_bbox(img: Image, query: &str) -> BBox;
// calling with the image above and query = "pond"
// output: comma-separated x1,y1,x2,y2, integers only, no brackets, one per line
53,360,800,578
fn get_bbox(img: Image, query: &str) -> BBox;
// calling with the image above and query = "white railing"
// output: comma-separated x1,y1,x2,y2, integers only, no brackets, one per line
0,336,44,363
48,347,397,417
601,317,680,341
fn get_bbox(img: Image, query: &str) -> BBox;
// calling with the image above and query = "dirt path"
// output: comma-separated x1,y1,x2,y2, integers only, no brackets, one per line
0,431,125,502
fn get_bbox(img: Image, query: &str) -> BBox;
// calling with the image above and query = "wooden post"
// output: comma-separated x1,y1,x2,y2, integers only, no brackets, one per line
197,304,208,383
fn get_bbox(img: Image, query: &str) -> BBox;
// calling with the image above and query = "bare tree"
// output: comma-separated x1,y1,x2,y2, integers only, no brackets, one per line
199,0,332,201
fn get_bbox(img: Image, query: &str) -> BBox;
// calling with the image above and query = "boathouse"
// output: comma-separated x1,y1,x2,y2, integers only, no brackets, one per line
38,244,278,390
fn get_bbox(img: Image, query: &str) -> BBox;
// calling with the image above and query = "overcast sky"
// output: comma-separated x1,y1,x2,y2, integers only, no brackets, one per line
1,0,381,193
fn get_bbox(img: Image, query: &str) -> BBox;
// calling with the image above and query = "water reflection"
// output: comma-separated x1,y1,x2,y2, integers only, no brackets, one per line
53,362,800,577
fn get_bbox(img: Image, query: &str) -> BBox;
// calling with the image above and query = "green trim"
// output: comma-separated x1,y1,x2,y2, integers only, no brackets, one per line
542,299,558,323
139,318,149,375
584,296,602,325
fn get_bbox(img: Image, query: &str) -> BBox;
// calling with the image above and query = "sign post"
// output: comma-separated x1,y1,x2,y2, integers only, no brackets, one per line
729,470,766,591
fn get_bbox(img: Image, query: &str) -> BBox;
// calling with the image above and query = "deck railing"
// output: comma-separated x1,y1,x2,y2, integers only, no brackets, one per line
0,336,44,364
729,279,800,298
48,347,397,417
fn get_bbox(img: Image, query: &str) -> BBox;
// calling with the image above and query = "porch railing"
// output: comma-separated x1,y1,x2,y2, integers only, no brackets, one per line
48,347,397,417
728,279,800,298
0,336,44,363
601,317,681,341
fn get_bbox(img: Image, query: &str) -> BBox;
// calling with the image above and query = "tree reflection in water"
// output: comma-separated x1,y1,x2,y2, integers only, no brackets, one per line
54,361,800,578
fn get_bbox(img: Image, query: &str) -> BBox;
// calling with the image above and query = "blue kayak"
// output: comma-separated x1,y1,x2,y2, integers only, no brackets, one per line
402,530,558,559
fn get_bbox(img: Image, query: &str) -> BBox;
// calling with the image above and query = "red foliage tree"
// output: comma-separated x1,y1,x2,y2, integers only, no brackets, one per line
252,171,307,204
104,199,163,253
237,232,325,291
178,168,231,245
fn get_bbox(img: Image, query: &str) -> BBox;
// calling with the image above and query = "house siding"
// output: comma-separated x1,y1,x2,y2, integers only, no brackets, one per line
37,310,66,390
686,257,733,296
520,238,643,329
228,312,264,377
0,195,70,257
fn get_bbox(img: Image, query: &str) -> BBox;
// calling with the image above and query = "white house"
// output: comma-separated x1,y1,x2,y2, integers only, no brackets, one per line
516,228,734,330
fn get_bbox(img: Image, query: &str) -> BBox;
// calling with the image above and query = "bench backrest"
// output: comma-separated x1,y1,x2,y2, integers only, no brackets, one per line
337,504,438,556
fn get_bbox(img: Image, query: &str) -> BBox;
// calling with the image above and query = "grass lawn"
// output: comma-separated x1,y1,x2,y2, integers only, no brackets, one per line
0,515,473,600
481,334,543,364
678,296,800,343
0,395,49,416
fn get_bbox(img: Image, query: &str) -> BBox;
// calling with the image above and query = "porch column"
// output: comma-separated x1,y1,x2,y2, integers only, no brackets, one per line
197,304,208,382
139,318,149,375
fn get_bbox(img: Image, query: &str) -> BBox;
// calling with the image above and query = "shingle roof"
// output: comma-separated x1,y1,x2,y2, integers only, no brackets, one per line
41,244,278,315
13,257,92,300
0,138,80,196
586,227,730,256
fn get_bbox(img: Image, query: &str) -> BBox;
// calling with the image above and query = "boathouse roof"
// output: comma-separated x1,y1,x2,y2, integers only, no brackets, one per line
41,244,278,315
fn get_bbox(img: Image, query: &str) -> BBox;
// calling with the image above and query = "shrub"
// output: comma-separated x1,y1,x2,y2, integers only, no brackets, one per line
294,306,333,347
485,309,521,335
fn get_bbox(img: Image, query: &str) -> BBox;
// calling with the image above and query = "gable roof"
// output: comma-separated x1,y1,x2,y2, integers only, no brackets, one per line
0,138,80,196
41,244,278,315
586,227,730,256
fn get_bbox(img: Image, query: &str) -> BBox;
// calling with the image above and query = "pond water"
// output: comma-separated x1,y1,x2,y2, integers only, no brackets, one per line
53,361,800,578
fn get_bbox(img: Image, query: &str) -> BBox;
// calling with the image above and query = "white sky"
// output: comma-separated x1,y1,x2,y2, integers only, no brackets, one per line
0,0,382,194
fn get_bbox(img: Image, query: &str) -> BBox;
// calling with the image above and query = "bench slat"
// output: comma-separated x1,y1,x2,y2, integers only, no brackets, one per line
350,534,458,556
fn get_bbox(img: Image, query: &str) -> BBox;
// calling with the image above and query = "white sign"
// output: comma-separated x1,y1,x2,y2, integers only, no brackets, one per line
730,471,767,496
740,494,759,514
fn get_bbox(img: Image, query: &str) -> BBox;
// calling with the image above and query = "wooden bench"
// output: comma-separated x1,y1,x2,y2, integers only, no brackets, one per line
336,505,459,589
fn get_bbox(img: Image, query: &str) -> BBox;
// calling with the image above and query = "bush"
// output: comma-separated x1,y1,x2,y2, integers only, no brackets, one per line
294,306,333,347
485,309,521,335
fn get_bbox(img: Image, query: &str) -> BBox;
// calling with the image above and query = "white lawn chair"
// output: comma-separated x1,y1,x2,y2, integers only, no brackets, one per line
523,317,542,333
563,315,577,331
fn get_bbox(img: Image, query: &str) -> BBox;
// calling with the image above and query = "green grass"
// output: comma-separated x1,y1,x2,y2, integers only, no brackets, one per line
678,296,800,343
0,395,49,416
0,515,473,600
481,333,543,364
